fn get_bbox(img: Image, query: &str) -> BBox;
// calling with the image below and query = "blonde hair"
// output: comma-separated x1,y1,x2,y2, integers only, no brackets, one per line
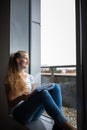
4,50,28,99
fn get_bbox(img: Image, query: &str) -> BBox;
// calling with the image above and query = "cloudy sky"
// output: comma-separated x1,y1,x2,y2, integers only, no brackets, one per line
41,0,76,66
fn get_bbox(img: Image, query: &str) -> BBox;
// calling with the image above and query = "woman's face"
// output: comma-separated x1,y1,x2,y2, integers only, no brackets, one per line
17,53,29,69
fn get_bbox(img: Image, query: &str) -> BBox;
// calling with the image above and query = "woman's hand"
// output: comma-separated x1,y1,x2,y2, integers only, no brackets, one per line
23,92,31,100
24,91,30,95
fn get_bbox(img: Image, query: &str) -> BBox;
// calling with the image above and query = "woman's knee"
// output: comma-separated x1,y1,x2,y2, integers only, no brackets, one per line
41,89,49,95
40,89,51,99
54,83,61,92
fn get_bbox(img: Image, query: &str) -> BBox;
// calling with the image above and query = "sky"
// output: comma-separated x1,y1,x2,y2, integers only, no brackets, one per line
41,0,76,66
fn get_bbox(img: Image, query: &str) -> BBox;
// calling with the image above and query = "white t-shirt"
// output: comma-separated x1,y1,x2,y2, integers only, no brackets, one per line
24,74,35,93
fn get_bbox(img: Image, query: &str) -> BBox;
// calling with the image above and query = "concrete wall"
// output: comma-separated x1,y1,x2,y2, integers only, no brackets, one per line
41,75,77,108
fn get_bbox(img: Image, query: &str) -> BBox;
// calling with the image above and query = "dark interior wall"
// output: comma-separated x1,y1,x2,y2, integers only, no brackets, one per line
76,0,87,130
81,0,87,129
0,0,28,129
0,0,10,123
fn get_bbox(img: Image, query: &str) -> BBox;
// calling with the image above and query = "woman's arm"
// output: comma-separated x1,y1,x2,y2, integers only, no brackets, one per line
5,84,31,108
7,93,30,108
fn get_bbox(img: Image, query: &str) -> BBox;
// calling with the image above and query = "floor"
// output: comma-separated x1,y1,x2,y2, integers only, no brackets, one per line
26,115,53,130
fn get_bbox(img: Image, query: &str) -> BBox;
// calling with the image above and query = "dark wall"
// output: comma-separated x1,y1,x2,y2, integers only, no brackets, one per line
76,0,87,130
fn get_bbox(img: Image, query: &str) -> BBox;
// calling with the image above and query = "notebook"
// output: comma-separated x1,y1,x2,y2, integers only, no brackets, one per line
31,83,55,95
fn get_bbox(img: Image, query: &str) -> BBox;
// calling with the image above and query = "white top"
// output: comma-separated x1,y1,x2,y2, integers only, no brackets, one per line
24,74,35,93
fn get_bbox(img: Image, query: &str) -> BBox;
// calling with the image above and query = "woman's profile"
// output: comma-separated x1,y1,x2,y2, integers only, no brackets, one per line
4,50,77,130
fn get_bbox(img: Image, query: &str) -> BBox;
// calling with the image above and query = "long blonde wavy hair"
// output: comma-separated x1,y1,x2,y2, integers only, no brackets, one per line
4,50,27,99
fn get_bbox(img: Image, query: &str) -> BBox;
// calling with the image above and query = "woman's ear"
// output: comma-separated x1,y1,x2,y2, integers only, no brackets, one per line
16,58,20,63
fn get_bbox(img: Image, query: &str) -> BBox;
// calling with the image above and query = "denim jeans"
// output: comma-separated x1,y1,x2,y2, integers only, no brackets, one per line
12,83,67,125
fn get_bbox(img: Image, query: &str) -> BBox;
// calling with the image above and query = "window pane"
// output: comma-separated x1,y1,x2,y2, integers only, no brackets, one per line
41,0,76,66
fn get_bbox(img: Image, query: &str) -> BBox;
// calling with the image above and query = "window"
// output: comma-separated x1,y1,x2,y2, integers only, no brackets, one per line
41,0,77,128
41,0,76,66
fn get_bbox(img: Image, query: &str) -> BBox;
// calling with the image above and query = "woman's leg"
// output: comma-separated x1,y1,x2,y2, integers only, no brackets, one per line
31,83,62,121
13,89,76,130
12,91,45,124
48,83,64,130
30,105,44,121
12,88,66,125
49,83,77,130
49,83,62,110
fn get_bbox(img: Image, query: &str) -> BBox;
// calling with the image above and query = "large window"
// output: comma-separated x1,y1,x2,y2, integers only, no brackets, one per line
41,0,76,66
41,0,77,128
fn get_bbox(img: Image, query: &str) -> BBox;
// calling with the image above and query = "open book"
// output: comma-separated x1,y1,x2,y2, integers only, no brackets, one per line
31,83,55,95
36,83,55,91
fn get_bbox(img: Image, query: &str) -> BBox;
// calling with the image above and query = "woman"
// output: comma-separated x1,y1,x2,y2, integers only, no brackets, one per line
4,50,76,130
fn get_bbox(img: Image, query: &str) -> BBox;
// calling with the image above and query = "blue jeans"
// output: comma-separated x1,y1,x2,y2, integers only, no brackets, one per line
12,83,67,125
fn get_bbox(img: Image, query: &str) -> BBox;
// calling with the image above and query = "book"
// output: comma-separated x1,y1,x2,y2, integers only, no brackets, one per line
36,83,55,91
31,83,55,95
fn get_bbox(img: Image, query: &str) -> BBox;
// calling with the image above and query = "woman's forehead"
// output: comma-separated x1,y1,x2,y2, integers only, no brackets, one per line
21,53,29,58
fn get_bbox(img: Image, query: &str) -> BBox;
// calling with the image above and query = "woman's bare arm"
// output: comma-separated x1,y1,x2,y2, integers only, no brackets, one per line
7,93,30,108
5,84,31,108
